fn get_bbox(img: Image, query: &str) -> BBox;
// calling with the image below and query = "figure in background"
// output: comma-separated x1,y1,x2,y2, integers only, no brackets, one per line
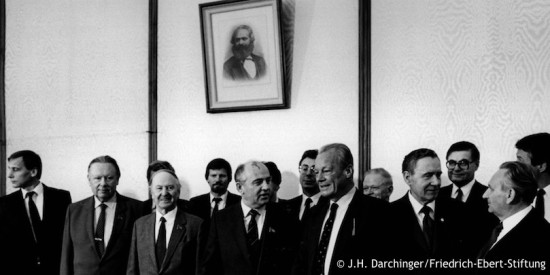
362,167,393,202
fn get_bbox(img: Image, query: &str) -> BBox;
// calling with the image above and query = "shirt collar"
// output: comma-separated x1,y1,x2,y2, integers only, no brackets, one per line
330,186,356,207
21,181,44,199
94,192,117,209
501,206,532,234
156,206,178,222
452,179,475,200
304,192,322,206
241,200,266,217
210,191,228,202
408,191,436,214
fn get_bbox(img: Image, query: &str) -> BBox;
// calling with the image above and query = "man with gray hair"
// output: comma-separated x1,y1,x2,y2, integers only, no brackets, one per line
202,161,297,275
478,161,550,269
127,170,204,275
362,168,393,201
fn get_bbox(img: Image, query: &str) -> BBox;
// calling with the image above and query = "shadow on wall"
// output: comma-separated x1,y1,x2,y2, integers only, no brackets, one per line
279,171,301,199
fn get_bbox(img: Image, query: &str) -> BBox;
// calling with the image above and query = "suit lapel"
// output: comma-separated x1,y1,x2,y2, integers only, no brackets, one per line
232,205,251,266
404,197,431,253
143,214,159,272
159,209,188,273
84,197,99,260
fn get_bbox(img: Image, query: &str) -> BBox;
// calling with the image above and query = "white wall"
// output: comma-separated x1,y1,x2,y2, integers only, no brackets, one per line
5,0,150,201
4,0,360,201
371,0,550,201
157,0,359,199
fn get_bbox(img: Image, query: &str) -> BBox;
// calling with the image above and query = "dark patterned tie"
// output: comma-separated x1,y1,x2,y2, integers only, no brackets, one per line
313,203,338,275
26,191,42,243
420,205,434,249
156,217,167,269
456,188,464,203
477,222,503,259
246,209,259,246
535,189,546,218
302,197,313,221
212,197,222,216
94,203,107,257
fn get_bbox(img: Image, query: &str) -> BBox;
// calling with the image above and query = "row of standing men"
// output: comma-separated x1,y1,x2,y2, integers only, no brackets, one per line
0,133,549,275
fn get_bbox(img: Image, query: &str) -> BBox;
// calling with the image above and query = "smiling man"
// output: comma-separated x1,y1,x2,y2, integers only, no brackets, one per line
127,170,204,275
60,155,143,275
202,161,298,275
291,143,389,275
388,148,459,262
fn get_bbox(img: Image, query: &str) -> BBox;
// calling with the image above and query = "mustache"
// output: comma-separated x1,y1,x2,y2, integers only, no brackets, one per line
232,43,254,59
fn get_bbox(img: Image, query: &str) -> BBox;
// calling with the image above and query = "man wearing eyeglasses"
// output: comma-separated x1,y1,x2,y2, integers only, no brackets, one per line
439,141,497,259
286,150,328,222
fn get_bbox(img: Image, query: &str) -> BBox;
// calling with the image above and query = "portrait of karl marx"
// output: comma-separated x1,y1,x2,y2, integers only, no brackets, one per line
223,25,267,81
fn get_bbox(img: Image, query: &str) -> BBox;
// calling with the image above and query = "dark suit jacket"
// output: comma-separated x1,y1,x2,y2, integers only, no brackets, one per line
292,191,390,275
142,198,190,215
0,185,71,275
480,209,550,275
188,192,240,227
60,193,143,275
439,182,499,258
285,194,329,222
201,202,299,275
388,193,461,261
127,208,206,275
223,54,267,81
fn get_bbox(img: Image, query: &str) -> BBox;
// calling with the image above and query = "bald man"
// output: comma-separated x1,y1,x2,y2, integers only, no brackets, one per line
127,170,205,275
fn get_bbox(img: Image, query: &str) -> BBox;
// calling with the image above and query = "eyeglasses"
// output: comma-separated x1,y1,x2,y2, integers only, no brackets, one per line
446,160,474,170
299,165,315,174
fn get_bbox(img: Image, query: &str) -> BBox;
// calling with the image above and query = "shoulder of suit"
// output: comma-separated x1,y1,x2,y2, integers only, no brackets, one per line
189,193,209,202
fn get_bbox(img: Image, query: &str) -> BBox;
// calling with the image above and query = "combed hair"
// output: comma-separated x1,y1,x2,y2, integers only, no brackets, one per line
149,169,181,191
230,25,255,45
365,168,393,185
402,148,439,174
319,143,353,171
8,150,42,180
88,155,121,178
446,141,480,164
500,161,538,204
147,160,176,182
299,149,318,166
515,132,550,169
264,161,281,185
204,158,232,182
234,160,264,184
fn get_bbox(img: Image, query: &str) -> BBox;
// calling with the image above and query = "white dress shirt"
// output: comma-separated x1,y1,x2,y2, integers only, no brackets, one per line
299,192,322,220
451,179,476,202
493,206,532,248
21,182,45,220
241,201,267,239
322,187,356,275
210,191,229,213
408,191,436,230
94,194,117,248
156,206,178,248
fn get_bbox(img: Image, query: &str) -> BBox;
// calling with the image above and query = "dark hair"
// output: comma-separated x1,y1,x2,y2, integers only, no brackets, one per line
500,161,538,204
402,148,439,174
146,160,175,182
263,161,281,185
446,141,480,164
515,132,550,170
205,158,232,182
8,150,42,180
88,155,121,178
319,143,353,171
299,149,318,166
230,25,255,45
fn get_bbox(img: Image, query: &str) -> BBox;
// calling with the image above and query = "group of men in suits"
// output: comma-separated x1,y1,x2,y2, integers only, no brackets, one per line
1,133,550,275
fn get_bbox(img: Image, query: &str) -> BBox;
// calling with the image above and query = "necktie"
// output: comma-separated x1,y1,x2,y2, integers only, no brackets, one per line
314,203,339,275
94,203,107,257
212,198,222,216
302,197,313,221
456,188,464,203
156,217,167,269
26,191,42,243
477,222,503,259
246,209,259,246
420,205,434,249
535,189,546,218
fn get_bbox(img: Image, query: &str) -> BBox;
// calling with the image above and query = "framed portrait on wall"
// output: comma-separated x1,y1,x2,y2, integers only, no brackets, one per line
199,0,289,113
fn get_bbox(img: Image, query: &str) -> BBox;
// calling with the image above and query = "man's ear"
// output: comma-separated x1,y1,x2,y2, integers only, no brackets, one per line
403,171,412,186
236,182,244,195
388,185,394,194
536,162,547,174
30,169,38,178
506,188,516,205
344,164,353,179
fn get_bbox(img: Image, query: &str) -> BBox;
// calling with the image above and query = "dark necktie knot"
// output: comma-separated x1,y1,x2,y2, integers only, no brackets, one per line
249,209,259,218
26,191,36,199
456,188,464,202
330,202,339,212
99,203,107,210
535,189,546,217
305,197,313,208
420,205,432,216
213,197,222,204
160,216,166,224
